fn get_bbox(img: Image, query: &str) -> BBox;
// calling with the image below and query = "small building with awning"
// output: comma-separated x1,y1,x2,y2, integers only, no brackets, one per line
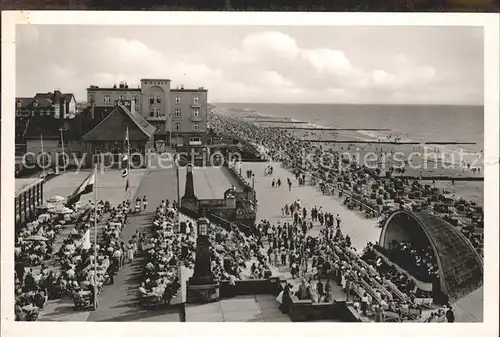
15,178,44,229
81,104,156,168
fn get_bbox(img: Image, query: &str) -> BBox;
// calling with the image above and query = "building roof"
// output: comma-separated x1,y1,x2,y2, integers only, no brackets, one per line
23,116,65,139
171,88,208,92
86,87,141,92
141,78,171,82
32,94,53,108
16,97,34,108
16,178,44,196
20,91,75,109
380,210,483,302
82,105,155,141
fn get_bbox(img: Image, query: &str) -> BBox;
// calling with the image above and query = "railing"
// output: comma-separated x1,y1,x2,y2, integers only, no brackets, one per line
179,205,253,235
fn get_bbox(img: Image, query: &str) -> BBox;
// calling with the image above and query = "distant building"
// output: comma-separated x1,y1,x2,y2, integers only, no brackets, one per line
81,104,155,167
23,104,154,168
16,90,76,119
15,90,76,146
86,79,208,147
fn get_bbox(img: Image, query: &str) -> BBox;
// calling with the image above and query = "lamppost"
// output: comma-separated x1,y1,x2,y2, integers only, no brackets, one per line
186,216,220,303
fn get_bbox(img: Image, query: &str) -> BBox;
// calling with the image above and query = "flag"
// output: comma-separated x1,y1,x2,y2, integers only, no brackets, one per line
125,178,130,192
66,170,96,207
121,168,129,178
79,230,92,250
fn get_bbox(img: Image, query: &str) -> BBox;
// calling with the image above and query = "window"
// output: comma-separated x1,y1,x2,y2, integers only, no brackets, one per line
175,96,181,104
119,95,125,101
193,122,200,131
155,108,161,116
150,108,154,116
149,96,154,104
104,95,111,103
89,94,95,103
175,122,182,131
156,96,161,103
193,109,199,117
193,96,199,104
190,137,201,143
198,222,208,236
133,96,139,104
174,109,181,117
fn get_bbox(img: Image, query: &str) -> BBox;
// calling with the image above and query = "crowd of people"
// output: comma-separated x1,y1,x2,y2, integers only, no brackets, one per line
263,200,451,321
14,197,135,320
139,200,187,307
210,223,271,281
15,206,70,320
209,114,484,257
211,113,463,322
381,240,440,282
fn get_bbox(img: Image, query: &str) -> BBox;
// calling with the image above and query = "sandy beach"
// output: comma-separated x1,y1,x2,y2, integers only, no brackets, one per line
246,117,484,206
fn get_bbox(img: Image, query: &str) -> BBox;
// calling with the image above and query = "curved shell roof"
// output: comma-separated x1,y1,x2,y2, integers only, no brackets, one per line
380,210,483,302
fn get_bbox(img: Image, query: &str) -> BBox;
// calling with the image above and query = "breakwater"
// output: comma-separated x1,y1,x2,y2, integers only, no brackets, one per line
267,126,392,131
383,176,484,181
308,140,476,145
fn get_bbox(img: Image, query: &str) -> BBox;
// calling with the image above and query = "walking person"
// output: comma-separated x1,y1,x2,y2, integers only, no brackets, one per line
120,242,126,267
445,304,455,323
113,247,122,270
127,240,134,263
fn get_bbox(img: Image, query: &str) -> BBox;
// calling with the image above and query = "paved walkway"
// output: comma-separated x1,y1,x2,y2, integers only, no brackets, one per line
87,167,181,322
185,294,291,322
43,169,144,206
242,161,381,251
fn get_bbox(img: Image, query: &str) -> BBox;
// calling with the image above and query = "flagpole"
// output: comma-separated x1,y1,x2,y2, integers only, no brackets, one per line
93,165,98,310
60,127,66,172
127,127,132,203
175,153,181,233
40,134,46,178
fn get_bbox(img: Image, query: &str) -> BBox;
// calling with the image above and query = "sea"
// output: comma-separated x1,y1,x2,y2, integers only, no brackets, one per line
214,103,484,165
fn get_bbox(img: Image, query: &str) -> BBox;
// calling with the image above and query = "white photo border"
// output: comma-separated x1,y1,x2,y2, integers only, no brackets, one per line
1,10,499,337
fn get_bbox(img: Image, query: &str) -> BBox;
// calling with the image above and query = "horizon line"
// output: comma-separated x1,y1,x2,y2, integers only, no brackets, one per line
211,102,484,107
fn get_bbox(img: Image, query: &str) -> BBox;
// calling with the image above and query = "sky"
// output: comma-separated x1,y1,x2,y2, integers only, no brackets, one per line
16,25,484,105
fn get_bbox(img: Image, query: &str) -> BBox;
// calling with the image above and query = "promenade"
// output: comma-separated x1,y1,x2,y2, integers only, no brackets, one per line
241,161,381,251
